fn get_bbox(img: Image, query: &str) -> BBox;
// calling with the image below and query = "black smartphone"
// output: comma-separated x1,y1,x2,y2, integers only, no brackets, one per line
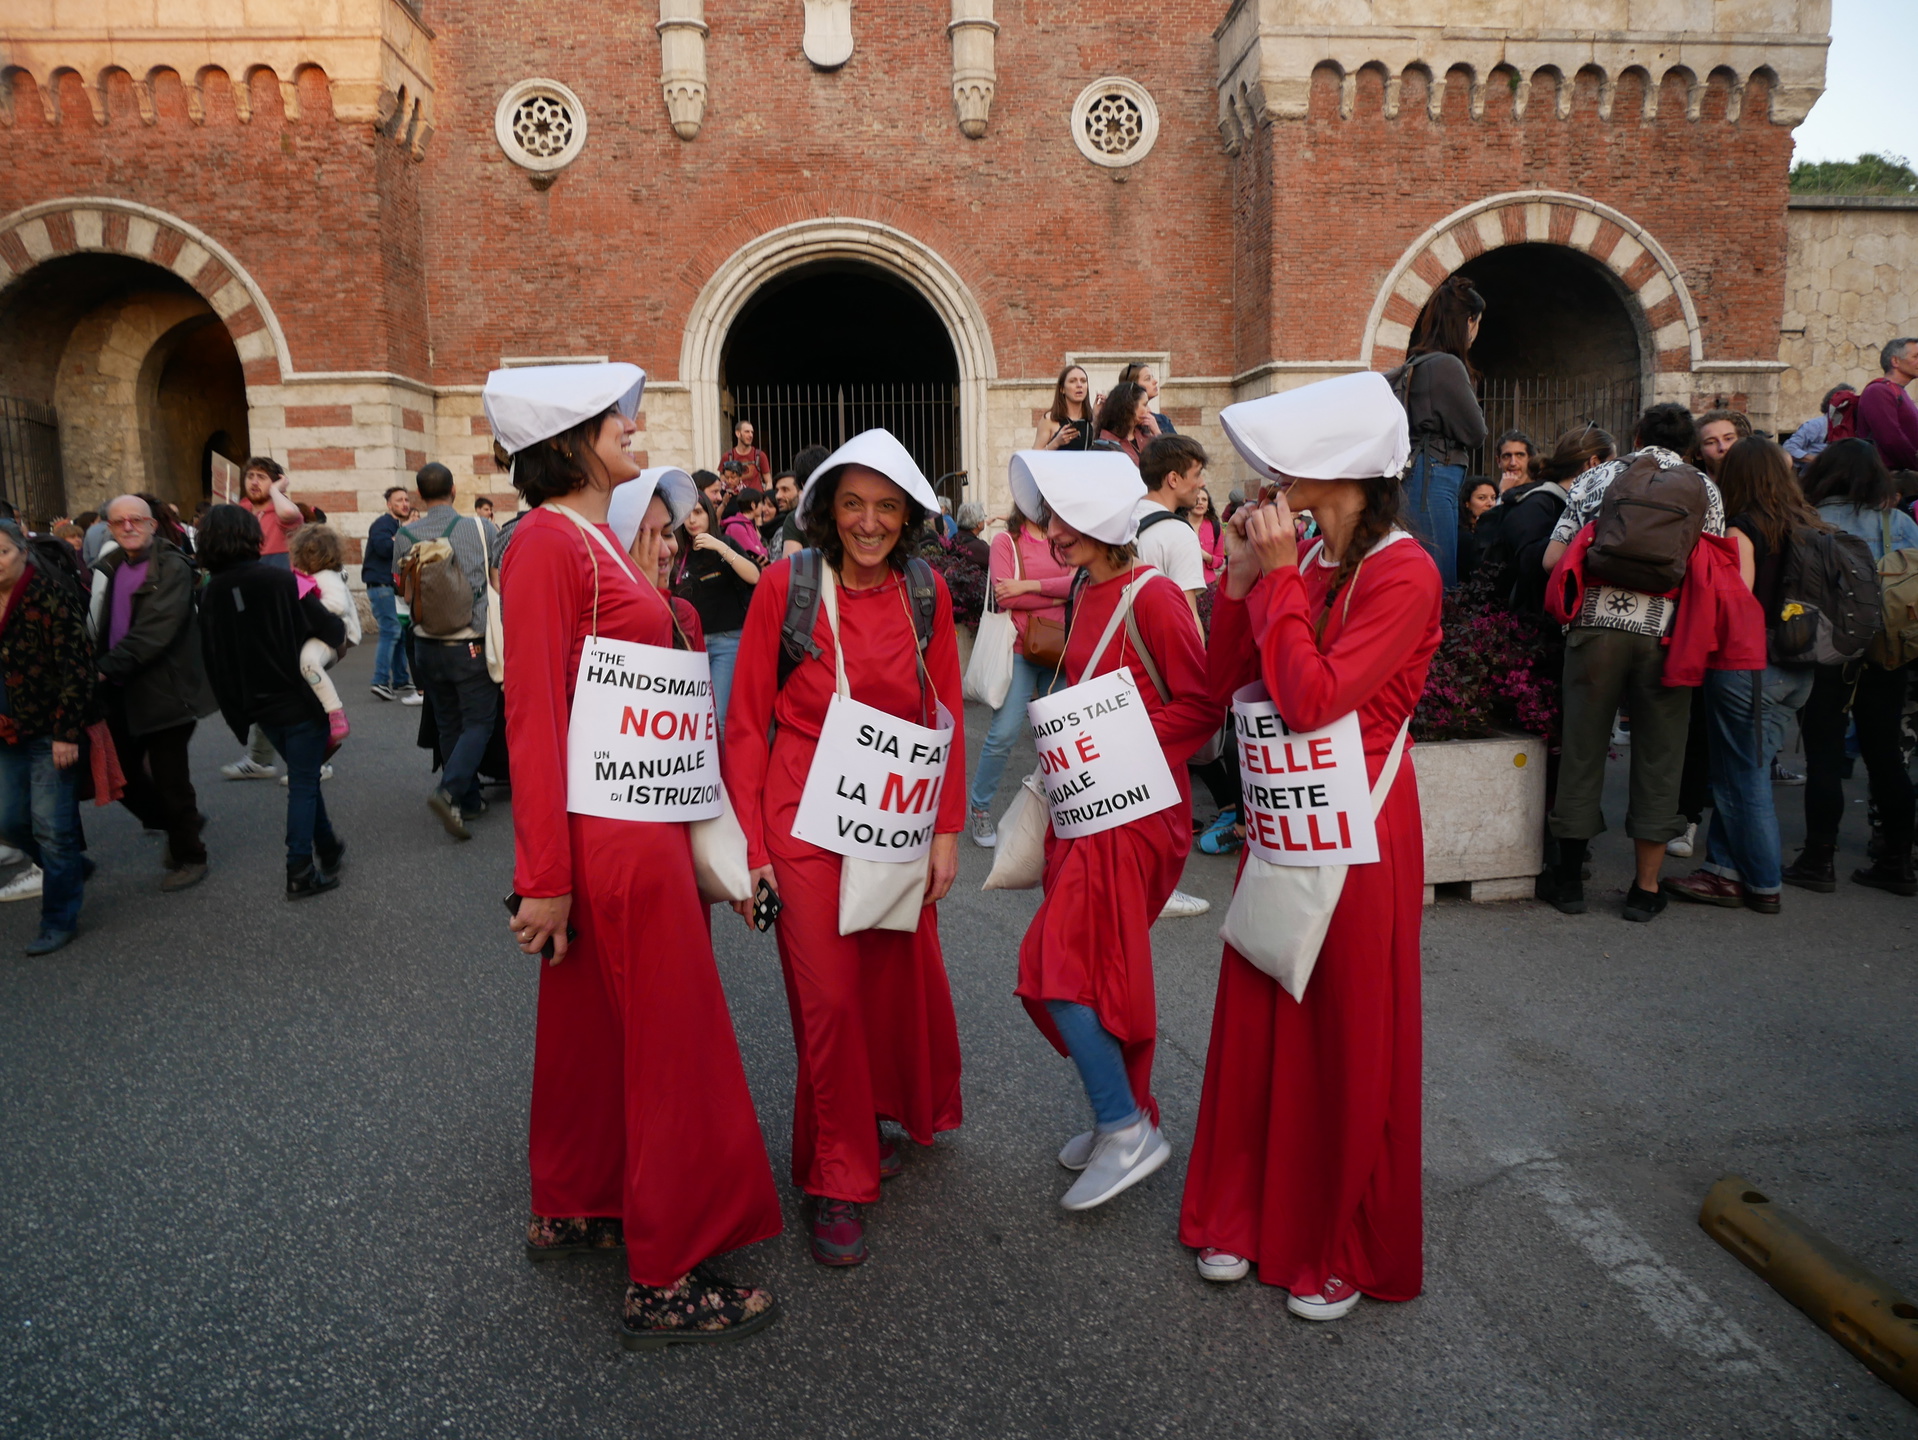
1053,423,1079,444
752,878,783,933
503,892,577,961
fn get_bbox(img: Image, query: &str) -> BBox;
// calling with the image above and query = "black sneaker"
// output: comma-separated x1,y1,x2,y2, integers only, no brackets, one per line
1621,883,1667,922
428,789,471,841
370,683,398,701
286,861,340,900
315,835,346,878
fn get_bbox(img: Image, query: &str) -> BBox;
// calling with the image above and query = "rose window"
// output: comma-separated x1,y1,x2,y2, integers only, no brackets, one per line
1070,78,1160,169
495,79,589,173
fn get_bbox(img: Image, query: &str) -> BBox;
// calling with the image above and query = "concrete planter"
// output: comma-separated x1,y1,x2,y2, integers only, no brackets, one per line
955,623,976,678
1415,732,1547,904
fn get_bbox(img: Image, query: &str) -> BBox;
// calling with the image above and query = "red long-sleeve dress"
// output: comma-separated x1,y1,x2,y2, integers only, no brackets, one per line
723,558,967,1203
1179,535,1441,1302
501,507,782,1287
1014,568,1219,1122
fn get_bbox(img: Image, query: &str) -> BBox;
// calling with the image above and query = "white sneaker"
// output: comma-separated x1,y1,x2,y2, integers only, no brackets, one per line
221,758,277,781
1058,1130,1095,1171
0,844,24,867
1059,1117,1171,1211
1666,822,1697,858
968,806,997,849
279,765,335,786
1197,1248,1251,1283
400,691,425,707
1158,888,1210,920
0,864,44,902
1286,1275,1362,1321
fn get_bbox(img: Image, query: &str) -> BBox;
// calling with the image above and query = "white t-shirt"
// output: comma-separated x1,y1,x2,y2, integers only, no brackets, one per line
1134,498,1206,593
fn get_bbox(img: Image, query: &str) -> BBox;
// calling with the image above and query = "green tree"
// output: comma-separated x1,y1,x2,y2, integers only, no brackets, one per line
1790,153,1918,195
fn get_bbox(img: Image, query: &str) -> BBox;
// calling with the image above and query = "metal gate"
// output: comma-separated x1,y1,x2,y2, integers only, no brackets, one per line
1470,377,1641,477
723,382,963,508
0,397,65,525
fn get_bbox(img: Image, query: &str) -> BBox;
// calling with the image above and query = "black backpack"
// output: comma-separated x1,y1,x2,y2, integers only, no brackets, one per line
1136,508,1186,537
1770,525,1880,666
1473,483,1567,606
778,548,938,688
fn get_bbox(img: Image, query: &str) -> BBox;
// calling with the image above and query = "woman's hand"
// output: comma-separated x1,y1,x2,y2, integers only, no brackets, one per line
51,741,78,770
994,577,1042,602
731,864,778,927
1245,498,1299,575
1222,506,1263,600
511,893,573,964
692,532,728,554
629,526,664,583
923,832,959,905
1044,423,1080,451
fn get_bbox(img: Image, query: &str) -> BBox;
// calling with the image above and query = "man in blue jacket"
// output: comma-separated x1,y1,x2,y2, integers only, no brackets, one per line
363,485,414,700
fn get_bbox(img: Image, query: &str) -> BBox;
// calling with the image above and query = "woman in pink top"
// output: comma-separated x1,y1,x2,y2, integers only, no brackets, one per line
966,497,1074,846
1190,485,1226,587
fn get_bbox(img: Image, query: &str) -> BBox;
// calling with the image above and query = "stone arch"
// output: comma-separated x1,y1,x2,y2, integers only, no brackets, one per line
680,217,998,484
1360,190,1702,380
0,195,292,386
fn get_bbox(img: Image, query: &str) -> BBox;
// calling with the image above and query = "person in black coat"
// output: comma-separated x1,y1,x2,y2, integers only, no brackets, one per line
197,505,348,899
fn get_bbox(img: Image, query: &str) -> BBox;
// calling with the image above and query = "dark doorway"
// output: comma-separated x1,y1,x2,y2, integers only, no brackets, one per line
1451,243,1643,472
722,263,961,500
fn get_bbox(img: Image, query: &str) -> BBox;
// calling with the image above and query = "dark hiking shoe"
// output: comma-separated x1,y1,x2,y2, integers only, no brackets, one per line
161,861,208,893
1781,843,1837,893
1661,870,1744,907
810,1198,867,1266
1621,884,1668,922
1851,854,1918,897
286,861,340,900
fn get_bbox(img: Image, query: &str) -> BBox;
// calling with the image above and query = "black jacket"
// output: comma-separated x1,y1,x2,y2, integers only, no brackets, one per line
91,540,220,737
198,560,346,741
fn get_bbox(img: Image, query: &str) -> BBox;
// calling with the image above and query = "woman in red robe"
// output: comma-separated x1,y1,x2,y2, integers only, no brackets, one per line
1005,451,1220,1211
1179,372,1442,1320
723,431,965,1268
493,365,782,1350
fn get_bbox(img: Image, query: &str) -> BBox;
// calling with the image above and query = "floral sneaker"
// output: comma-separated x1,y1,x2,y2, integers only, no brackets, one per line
619,1272,779,1351
524,1214,625,1262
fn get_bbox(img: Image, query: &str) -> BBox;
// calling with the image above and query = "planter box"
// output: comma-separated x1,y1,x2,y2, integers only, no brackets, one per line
1416,732,1546,904
955,623,976,679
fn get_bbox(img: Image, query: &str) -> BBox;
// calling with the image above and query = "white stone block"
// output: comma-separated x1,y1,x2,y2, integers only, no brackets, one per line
1416,732,1545,889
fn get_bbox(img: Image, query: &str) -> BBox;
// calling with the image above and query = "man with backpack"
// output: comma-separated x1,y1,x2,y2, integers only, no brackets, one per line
1538,404,1723,922
1857,337,1918,477
393,462,502,840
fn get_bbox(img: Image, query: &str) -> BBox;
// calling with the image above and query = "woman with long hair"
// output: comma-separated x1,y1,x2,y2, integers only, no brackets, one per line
1783,439,1918,895
1094,382,1154,464
1189,484,1226,587
1009,450,1217,1211
723,430,966,1269
671,492,761,740
1454,478,1499,585
491,364,781,1349
1118,362,1175,436
1665,437,1827,913
1180,372,1441,1319
1036,364,1096,451
1385,275,1488,587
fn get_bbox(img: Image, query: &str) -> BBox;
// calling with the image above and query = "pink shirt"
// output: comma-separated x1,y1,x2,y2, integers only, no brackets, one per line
987,527,1073,653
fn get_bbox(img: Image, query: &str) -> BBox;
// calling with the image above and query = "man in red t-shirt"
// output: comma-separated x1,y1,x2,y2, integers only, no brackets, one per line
722,421,772,492
239,456,306,567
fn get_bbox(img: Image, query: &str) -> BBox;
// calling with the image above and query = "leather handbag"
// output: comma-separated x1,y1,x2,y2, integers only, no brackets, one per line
1022,612,1067,670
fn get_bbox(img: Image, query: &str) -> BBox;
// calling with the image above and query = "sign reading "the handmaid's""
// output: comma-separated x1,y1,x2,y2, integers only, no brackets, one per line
565,637,723,823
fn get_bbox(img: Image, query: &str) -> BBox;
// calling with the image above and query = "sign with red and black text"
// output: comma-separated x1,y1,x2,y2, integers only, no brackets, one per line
1231,681,1378,867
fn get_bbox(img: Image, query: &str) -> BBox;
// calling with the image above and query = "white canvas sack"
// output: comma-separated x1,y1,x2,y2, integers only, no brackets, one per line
963,535,1019,710
1218,720,1408,1002
980,767,1049,891
477,515,505,685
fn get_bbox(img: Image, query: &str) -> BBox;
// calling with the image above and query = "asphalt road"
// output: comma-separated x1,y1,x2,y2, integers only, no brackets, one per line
1,643,1913,1439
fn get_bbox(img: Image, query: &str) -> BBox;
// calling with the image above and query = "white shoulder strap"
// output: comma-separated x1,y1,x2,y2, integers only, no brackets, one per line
1369,720,1411,815
543,501,642,586
1082,565,1159,676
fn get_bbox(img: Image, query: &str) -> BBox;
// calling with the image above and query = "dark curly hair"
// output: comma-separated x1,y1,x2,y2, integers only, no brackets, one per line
198,504,263,571
800,466,929,573
496,406,618,507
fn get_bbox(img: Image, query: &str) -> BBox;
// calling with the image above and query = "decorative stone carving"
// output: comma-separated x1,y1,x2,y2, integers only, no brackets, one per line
656,0,709,140
1070,78,1159,169
495,78,588,173
803,0,853,71
948,0,997,139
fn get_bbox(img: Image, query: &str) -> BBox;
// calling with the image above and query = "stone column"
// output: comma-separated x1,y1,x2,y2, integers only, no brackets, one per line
948,0,997,139
657,0,709,140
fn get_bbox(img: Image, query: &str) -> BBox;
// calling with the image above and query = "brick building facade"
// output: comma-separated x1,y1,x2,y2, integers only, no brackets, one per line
0,0,1837,560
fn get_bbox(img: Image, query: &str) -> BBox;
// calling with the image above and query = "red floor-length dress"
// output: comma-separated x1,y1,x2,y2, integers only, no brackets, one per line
1179,535,1441,1301
723,557,967,1203
502,506,782,1287
1015,568,1219,1122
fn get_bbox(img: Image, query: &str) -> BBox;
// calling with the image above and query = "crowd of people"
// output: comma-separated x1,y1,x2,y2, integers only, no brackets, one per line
4,322,1915,1353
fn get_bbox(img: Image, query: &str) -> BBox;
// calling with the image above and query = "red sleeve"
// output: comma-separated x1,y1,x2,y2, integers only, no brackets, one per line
1257,551,1441,733
926,571,968,834
1205,587,1263,708
1129,575,1219,766
502,520,583,898
720,560,792,870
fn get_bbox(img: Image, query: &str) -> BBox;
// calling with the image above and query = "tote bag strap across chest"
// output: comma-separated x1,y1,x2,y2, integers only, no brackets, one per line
1078,565,1159,679
818,564,941,726
542,500,659,639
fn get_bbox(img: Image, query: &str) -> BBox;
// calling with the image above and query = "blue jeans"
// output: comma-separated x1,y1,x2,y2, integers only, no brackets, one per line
259,717,337,867
414,641,497,810
706,629,741,741
1700,669,1781,894
1405,454,1466,588
1045,1000,1139,1130
1760,663,1815,766
969,653,1063,812
0,736,84,934
367,585,411,688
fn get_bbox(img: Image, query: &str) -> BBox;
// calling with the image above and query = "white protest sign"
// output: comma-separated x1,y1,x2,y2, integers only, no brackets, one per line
1026,668,1179,839
565,637,723,823
1231,681,1377,866
791,695,955,862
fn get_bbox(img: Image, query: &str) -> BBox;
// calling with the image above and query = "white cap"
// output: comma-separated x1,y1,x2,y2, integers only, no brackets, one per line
796,429,941,527
1007,449,1145,545
607,467,698,551
481,362,646,457
1218,372,1410,483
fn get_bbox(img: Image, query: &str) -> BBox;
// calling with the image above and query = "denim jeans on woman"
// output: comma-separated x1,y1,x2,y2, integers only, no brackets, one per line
259,716,337,867
1699,668,1784,894
1404,452,1466,588
0,736,84,935
705,629,741,742
968,652,1064,813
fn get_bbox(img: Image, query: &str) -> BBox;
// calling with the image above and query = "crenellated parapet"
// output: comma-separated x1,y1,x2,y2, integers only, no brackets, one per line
1213,0,1828,154
0,0,435,156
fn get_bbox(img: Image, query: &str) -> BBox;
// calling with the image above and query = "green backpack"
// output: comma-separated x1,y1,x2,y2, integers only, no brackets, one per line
1867,510,1918,670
